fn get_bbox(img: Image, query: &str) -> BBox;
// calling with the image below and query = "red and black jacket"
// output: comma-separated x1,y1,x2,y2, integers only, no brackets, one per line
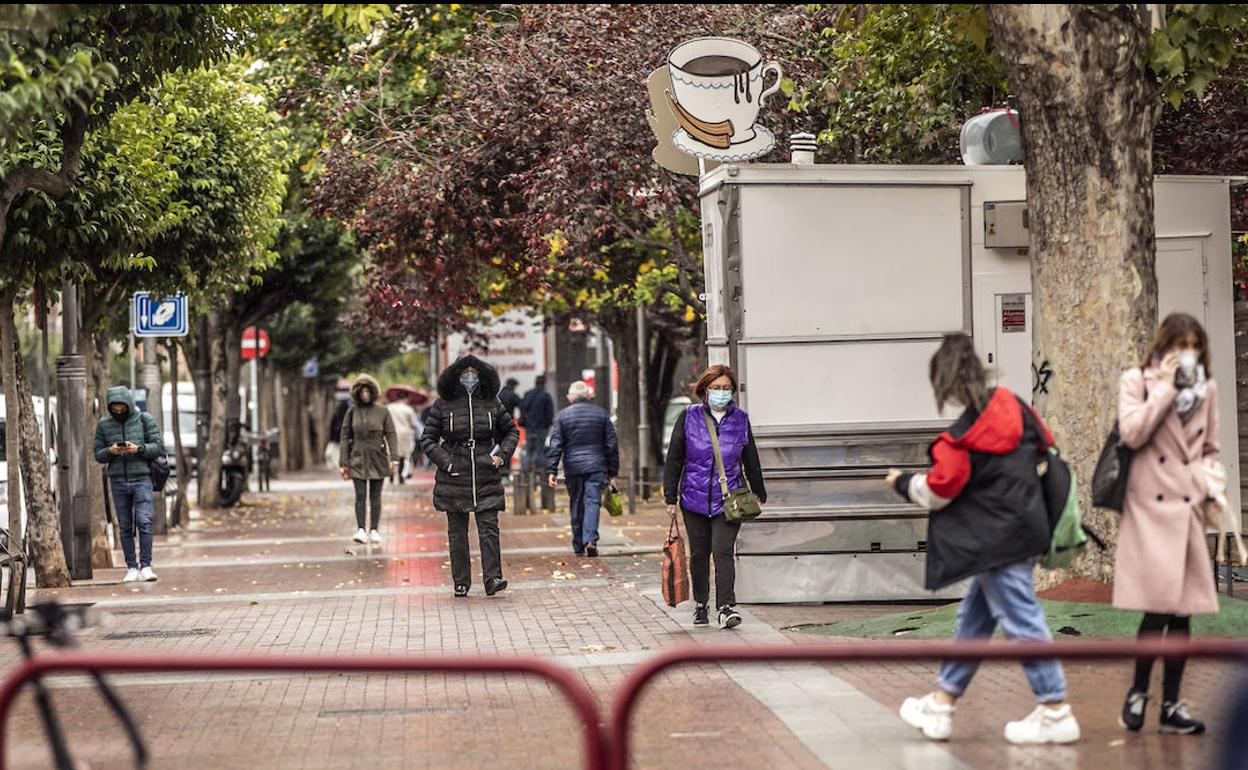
894,387,1053,590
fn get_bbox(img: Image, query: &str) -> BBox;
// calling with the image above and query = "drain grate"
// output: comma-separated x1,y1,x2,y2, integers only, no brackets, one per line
318,706,469,718
103,628,215,640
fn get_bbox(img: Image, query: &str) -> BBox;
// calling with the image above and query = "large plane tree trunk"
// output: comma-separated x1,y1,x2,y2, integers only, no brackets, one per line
198,312,229,509
0,292,20,539
12,340,70,587
988,5,1162,581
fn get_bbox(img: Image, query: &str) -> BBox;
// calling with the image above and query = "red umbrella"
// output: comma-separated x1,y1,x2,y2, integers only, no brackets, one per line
385,384,430,408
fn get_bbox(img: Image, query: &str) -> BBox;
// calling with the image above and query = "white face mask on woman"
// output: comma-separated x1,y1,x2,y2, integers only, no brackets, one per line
708,390,732,410
1177,349,1199,380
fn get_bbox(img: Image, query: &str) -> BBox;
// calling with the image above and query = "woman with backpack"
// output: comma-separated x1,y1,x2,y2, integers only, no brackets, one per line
885,333,1080,745
1114,312,1220,736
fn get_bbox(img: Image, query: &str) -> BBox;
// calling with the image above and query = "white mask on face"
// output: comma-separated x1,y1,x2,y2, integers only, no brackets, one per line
1177,349,1198,379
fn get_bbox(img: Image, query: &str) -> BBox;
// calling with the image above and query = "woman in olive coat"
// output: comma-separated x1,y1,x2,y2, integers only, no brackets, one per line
340,374,400,544
420,355,519,597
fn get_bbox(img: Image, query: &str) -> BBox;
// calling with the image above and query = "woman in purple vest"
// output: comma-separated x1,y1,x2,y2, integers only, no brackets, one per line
663,365,767,629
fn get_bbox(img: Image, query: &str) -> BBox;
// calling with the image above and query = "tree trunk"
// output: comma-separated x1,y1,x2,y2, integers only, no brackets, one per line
646,326,684,467
226,320,242,428
299,377,314,472
988,5,1161,582
605,312,640,483
86,329,113,567
167,340,189,528
0,292,23,537
199,312,229,509
12,340,70,587
312,382,330,469
276,369,293,472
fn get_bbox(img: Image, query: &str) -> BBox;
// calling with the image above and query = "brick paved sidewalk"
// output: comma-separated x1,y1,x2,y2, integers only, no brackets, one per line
4,470,1239,769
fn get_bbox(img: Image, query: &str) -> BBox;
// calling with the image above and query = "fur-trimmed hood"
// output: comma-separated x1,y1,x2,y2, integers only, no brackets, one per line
349,374,382,407
436,355,500,400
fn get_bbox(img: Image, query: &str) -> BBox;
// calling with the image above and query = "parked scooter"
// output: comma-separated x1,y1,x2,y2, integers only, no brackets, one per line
219,421,248,508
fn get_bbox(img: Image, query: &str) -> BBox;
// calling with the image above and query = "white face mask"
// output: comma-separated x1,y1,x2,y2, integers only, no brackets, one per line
1177,349,1198,378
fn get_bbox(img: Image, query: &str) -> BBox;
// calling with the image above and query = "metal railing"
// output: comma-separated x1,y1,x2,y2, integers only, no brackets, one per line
0,651,607,770
5,638,1248,770
606,638,1248,770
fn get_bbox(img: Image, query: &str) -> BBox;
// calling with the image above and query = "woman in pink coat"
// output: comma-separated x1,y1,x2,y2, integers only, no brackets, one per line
1115,312,1219,736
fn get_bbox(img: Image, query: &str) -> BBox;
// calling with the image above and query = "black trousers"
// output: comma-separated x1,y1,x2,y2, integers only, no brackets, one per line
447,510,503,588
353,478,383,530
682,510,741,609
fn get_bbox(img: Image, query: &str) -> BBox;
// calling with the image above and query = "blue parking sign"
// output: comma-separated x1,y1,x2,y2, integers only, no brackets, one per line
132,292,189,337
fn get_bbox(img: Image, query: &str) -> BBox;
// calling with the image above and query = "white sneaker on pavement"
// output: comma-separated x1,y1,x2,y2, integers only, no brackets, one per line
1004,704,1081,745
352,528,368,544
122,568,141,583
140,567,158,582
369,529,382,544
900,693,954,741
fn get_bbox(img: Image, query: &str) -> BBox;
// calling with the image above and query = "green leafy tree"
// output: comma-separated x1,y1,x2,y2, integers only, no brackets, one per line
801,4,1007,163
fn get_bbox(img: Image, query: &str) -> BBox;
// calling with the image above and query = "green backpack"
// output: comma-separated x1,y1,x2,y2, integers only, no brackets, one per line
1039,447,1087,569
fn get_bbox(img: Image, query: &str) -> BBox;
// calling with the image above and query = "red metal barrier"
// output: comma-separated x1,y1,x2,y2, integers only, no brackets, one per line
0,651,607,770
607,638,1248,770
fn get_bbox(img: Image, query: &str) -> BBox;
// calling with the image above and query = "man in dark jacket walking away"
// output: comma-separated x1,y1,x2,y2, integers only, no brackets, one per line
518,375,555,474
499,378,521,420
546,381,618,557
421,355,520,597
92,386,165,583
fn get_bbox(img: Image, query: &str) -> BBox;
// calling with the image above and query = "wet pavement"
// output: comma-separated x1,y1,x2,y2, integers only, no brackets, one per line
2,468,1239,769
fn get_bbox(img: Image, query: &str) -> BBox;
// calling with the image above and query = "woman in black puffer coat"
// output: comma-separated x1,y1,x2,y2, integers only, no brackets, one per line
420,355,520,598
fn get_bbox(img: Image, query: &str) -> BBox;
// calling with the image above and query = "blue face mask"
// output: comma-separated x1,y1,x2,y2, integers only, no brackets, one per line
460,374,479,392
708,390,732,409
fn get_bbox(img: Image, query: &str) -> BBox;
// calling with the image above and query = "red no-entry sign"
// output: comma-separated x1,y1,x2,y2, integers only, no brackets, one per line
241,327,271,360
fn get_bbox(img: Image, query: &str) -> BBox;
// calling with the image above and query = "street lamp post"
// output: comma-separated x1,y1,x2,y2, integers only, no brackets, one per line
55,278,92,580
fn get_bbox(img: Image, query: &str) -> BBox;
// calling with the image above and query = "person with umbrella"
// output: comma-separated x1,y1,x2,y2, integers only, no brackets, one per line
385,386,421,484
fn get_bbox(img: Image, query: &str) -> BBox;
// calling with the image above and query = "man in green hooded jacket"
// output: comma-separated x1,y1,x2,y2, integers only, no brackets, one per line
92,386,164,582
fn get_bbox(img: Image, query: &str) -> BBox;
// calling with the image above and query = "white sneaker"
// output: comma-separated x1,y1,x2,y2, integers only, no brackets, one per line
122,568,141,583
352,528,368,544
140,567,158,582
1004,704,1081,745
900,693,954,741
369,529,382,544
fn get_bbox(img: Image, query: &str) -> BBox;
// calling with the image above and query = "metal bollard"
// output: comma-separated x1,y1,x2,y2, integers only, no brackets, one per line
627,471,637,516
515,472,529,516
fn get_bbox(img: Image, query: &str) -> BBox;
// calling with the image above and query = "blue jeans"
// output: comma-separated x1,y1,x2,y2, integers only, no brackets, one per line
111,478,154,569
522,430,548,474
566,472,607,554
938,560,1067,703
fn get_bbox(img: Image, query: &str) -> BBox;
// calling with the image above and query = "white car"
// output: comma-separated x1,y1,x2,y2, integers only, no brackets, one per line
661,396,692,462
0,394,58,534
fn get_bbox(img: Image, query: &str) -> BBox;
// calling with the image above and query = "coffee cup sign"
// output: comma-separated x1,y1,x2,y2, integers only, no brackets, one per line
665,37,782,162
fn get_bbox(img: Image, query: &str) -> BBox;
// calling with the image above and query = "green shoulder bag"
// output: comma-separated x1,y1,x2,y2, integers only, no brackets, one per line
703,411,761,523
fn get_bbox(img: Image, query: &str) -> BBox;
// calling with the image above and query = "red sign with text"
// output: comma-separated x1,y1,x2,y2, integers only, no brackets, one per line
241,327,271,360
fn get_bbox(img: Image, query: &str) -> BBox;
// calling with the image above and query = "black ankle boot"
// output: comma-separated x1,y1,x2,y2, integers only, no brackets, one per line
485,577,508,596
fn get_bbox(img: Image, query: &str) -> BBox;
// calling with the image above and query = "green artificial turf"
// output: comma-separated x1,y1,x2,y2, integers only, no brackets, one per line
794,595,1248,640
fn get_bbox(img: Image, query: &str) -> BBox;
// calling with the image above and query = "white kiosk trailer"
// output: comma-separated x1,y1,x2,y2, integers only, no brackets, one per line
697,163,1240,602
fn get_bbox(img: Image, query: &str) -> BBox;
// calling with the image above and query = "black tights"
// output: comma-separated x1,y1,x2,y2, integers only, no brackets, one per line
1131,613,1191,703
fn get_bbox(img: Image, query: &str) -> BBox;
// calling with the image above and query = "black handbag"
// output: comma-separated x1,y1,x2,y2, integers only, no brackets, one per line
1091,422,1132,512
1092,373,1147,512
